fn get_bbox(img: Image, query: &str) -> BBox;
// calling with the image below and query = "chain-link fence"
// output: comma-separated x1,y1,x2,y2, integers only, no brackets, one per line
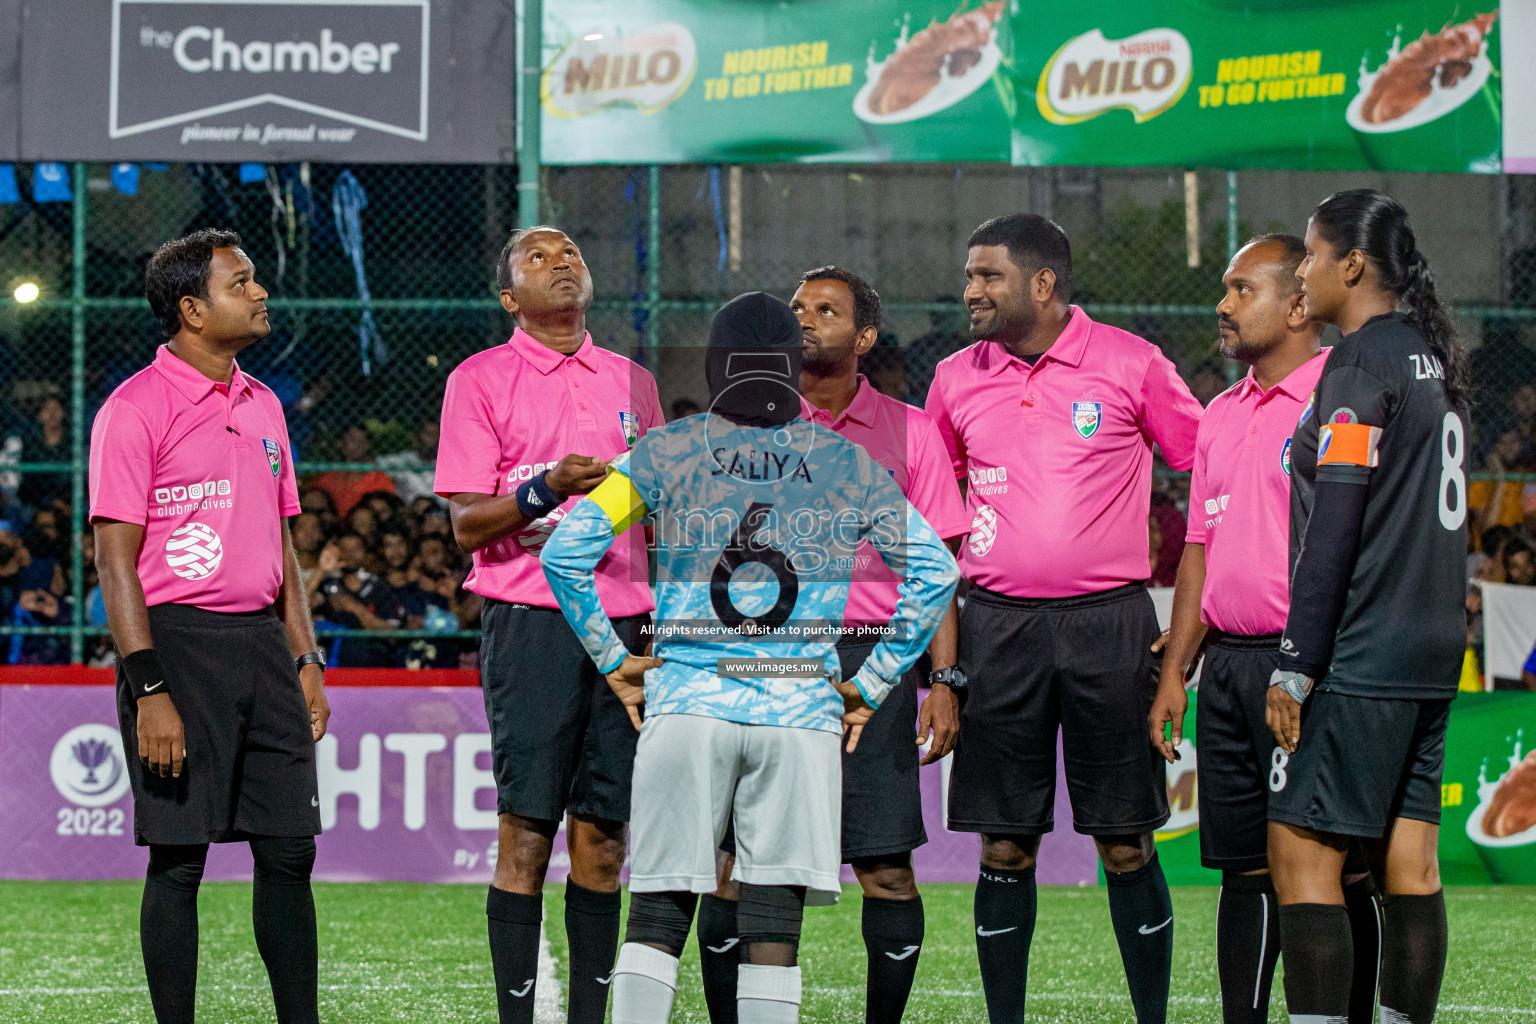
1,162,1534,662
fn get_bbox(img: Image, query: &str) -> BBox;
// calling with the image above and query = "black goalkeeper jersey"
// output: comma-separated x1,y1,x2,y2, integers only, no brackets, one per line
1287,312,1467,699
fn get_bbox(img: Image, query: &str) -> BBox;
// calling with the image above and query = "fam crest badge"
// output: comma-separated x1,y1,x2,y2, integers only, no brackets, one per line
1071,401,1102,439
619,410,639,448
262,438,282,477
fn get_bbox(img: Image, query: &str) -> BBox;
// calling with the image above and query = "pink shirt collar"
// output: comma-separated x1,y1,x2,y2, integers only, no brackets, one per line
976,305,1091,377
151,344,253,403
1232,349,1330,403
800,374,881,427
508,326,599,375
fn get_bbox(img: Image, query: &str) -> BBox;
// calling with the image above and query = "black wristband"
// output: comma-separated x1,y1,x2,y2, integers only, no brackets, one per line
295,651,326,673
122,648,167,701
514,471,561,519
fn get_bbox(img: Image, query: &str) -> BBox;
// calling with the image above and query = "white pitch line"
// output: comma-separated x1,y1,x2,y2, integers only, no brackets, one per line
535,923,565,1024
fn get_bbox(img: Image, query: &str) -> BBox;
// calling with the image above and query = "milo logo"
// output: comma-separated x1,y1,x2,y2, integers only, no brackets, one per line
1037,28,1192,125
543,23,697,118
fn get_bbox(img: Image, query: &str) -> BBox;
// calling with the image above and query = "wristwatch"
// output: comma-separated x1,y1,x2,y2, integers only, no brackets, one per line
295,651,327,673
929,665,968,691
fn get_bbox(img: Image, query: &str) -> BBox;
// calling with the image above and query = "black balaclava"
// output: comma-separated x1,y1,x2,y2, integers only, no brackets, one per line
706,292,803,427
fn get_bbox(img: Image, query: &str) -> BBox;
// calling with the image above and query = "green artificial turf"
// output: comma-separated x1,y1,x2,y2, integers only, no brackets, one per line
1,881,1531,1022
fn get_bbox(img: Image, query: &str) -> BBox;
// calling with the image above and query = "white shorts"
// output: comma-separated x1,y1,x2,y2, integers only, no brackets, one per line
627,714,842,904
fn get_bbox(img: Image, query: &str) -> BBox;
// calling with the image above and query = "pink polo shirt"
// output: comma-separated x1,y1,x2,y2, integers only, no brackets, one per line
434,328,662,615
926,306,1202,599
88,345,301,613
801,376,969,628
1187,349,1329,635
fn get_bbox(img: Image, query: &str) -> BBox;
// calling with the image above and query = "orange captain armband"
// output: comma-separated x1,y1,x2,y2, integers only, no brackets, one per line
1317,422,1382,468
587,469,650,536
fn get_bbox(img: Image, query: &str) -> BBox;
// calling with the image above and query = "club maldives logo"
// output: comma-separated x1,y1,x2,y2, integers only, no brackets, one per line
515,506,567,553
50,724,131,807
542,22,697,118
165,522,225,579
109,0,431,142
968,504,998,557
1037,27,1192,125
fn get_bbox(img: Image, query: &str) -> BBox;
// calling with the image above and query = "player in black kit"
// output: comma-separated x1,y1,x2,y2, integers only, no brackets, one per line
1268,190,1469,1024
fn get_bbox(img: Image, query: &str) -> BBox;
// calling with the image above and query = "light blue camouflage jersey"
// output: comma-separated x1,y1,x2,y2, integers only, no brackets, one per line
541,412,959,734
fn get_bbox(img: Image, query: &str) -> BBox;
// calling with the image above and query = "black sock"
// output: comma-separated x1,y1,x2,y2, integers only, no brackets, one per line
1342,875,1382,1023
696,893,740,1024
1279,903,1353,1021
141,844,208,1024
974,865,1037,1024
1105,853,1174,1024
1215,872,1280,1024
487,887,544,1024
564,880,621,1024
862,894,924,1024
250,836,319,1024
1378,891,1447,1024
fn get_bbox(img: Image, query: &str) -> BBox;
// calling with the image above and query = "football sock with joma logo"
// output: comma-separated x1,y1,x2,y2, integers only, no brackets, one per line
1215,871,1281,1024
1377,891,1447,1024
1105,853,1174,1024
565,880,623,1024
860,894,924,1024
487,886,543,1024
697,893,741,1024
973,864,1037,1024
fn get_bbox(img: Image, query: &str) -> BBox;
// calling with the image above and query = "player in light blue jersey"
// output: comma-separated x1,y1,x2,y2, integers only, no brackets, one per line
542,292,958,1024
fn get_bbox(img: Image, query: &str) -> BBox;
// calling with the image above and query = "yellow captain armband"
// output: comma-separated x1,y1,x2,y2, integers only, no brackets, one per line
587,470,650,536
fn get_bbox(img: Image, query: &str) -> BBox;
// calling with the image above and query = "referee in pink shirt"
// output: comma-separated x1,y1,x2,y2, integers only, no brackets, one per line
926,214,1202,1024
696,267,970,1024
1148,235,1387,1024
91,230,330,1024
434,227,663,1024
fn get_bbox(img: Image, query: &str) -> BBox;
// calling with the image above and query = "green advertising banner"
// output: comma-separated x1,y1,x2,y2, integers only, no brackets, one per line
1154,691,1536,885
1009,1,1503,172
537,1,1507,171
539,0,1013,164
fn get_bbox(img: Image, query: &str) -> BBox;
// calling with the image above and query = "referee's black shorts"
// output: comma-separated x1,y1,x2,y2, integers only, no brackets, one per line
717,640,927,864
948,582,1169,837
116,603,321,846
1195,632,1282,871
478,600,651,824
838,640,927,861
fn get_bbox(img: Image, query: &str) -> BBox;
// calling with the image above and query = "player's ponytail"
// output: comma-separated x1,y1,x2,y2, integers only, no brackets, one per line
1310,188,1471,409
1397,248,1468,408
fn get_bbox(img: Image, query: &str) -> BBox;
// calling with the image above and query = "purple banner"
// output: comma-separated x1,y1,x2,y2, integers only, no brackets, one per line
0,684,1098,885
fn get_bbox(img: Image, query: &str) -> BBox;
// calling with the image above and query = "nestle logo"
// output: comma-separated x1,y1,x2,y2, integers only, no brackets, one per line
110,0,429,141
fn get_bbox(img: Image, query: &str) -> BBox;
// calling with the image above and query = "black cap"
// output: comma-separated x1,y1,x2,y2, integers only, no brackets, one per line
706,291,802,427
